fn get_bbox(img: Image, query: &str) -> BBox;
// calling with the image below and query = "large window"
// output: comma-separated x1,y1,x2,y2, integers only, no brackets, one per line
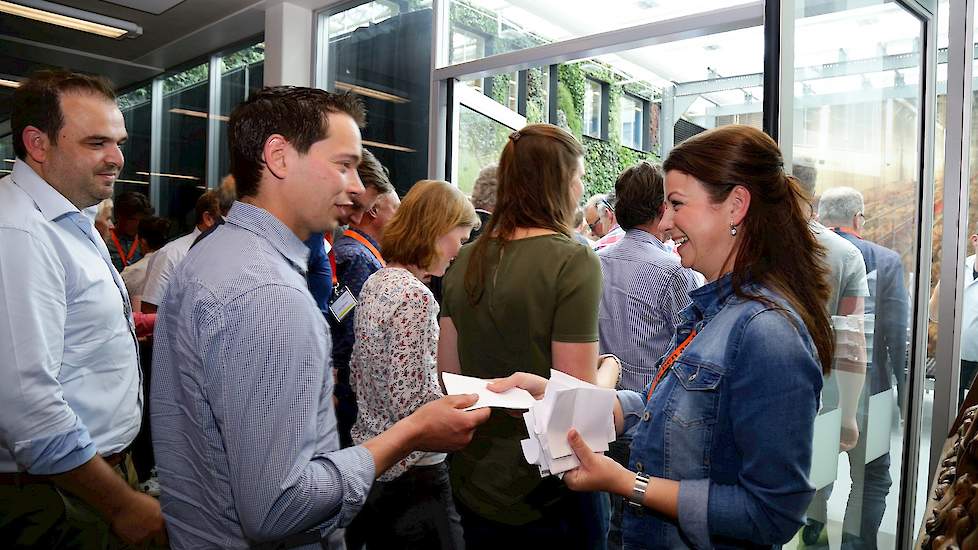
117,86,152,199
322,1,432,195
620,94,644,150
159,63,209,234
583,78,603,138
218,42,265,180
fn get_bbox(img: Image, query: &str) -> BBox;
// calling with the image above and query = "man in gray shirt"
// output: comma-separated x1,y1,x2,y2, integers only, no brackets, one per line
151,87,489,549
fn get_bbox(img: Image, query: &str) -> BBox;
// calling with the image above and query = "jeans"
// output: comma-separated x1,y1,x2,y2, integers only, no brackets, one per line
805,450,892,549
606,435,632,550
960,360,978,405
345,462,464,550
457,487,609,550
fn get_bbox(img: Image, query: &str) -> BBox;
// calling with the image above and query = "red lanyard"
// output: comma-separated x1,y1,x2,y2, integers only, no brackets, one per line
343,229,386,267
109,228,139,268
647,330,698,401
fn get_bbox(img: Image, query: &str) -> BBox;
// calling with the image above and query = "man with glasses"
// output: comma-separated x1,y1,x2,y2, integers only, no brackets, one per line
584,192,624,250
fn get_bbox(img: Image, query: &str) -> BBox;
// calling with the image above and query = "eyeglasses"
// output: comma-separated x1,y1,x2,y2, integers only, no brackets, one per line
586,199,611,232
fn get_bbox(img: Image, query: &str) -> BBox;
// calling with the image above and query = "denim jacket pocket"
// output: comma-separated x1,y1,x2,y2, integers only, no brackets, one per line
665,360,722,427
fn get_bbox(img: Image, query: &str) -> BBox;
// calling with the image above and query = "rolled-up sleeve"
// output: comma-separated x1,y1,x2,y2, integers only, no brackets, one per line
0,228,96,474
616,389,646,435
704,310,823,546
207,285,374,542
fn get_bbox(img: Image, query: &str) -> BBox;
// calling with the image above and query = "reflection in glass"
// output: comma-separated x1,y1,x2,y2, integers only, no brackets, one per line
457,105,510,194
219,42,265,181
789,2,922,547
160,63,209,233
117,87,152,199
325,1,431,195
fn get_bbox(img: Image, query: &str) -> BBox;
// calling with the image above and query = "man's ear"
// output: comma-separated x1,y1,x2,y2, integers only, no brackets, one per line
263,134,289,181
729,184,751,226
22,126,51,164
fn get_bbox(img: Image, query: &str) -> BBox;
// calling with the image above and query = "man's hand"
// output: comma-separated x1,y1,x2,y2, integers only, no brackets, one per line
406,394,490,452
111,490,167,546
562,429,630,494
487,372,548,400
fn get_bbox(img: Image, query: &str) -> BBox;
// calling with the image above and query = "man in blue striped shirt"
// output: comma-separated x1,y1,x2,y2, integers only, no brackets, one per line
597,161,702,549
150,87,488,549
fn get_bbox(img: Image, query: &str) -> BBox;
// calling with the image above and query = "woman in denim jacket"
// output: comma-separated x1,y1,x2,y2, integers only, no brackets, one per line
492,125,834,548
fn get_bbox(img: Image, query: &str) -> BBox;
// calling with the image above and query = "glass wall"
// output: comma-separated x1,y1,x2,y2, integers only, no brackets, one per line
218,42,265,180
0,133,14,178
117,86,152,199
784,2,924,547
322,1,431,196
159,63,209,234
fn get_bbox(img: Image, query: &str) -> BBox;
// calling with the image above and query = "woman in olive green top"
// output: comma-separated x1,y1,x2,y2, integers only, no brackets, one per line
438,124,608,549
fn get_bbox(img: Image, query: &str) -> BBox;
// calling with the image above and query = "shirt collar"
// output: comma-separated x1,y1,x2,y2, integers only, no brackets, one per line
624,227,669,251
225,201,311,274
10,159,82,222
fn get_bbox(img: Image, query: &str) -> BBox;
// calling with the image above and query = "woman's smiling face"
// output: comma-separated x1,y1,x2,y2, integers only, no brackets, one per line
658,170,742,282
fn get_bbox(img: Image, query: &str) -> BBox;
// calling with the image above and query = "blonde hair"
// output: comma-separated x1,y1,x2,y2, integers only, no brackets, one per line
382,180,480,270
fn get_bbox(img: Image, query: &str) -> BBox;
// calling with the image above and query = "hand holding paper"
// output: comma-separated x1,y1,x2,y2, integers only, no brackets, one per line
442,372,537,411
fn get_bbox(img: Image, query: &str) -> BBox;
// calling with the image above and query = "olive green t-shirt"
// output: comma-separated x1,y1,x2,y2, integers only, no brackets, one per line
441,233,602,524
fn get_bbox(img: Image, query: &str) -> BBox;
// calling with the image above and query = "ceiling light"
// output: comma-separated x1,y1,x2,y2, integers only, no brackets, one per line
363,139,415,153
136,171,200,181
0,0,142,39
0,78,21,88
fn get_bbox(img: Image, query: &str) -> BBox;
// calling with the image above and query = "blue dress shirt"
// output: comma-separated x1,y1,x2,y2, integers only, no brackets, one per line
332,228,384,374
150,201,374,549
0,160,141,475
597,228,701,392
305,231,333,316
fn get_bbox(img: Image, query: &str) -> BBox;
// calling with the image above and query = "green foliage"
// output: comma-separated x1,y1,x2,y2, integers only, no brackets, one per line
118,86,151,110
222,43,265,73
163,63,209,95
451,1,494,34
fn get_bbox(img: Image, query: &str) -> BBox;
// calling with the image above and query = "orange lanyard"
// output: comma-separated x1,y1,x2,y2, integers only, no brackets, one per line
109,228,138,268
325,233,338,286
343,229,386,267
647,329,698,401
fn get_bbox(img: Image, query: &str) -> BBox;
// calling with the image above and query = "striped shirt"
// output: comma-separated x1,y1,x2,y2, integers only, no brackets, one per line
151,201,374,549
597,228,703,392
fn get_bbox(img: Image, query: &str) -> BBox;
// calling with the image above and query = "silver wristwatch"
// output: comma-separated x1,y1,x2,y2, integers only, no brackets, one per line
628,472,651,507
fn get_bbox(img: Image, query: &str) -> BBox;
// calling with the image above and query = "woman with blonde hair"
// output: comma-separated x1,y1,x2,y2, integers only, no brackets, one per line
493,125,834,548
439,123,609,548
347,179,480,549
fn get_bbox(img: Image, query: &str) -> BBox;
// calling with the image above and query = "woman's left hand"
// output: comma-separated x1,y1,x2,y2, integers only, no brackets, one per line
562,429,630,494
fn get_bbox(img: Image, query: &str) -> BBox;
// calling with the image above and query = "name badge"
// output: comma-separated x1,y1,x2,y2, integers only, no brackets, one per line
329,286,357,323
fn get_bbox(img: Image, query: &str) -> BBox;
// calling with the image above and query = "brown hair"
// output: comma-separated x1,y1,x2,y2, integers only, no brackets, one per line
614,161,665,230
12,69,117,159
464,124,584,304
358,149,395,195
382,180,479,271
228,86,365,198
662,125,834,373
194,191,222,225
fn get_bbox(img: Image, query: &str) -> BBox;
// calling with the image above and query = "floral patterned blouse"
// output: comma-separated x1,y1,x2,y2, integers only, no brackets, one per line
350,267,444,481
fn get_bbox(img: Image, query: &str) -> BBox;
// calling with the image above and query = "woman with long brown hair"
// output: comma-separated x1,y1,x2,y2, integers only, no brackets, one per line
438,124,609,548
492,124,832,548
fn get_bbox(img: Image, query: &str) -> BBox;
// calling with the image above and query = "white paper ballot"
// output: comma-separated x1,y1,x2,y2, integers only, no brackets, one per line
441,372,537,411
519,369,617,477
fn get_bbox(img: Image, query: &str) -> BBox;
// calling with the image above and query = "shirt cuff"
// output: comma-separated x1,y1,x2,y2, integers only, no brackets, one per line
616,389,645,435
316,445,375,534
15,417,97,475
678,478,711,549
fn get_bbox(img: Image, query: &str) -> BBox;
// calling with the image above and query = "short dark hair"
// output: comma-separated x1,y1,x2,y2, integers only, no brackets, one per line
358,149,394,194
614,161,664,230
12,69,116,160
228,86,366,198
113,191,153,221
137,216,171,251
194,191,221,225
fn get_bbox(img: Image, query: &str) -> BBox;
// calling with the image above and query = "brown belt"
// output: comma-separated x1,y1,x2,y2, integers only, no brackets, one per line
0,449,130,485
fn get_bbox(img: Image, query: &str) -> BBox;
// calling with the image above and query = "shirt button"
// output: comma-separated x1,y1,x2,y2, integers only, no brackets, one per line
635,461,644,473
642,411,651,422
